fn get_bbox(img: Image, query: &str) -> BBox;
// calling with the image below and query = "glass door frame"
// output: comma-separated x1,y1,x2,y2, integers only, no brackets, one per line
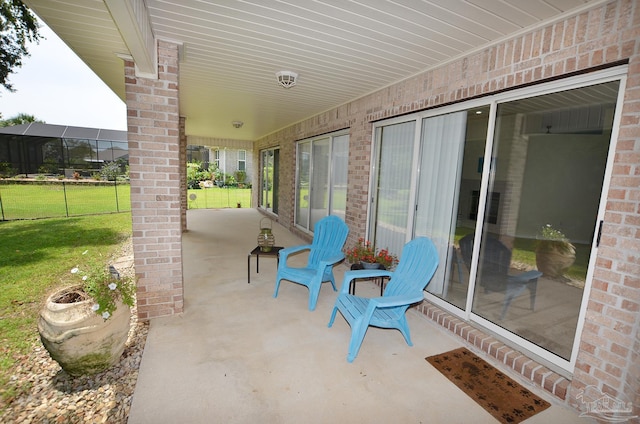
259,147,278,214
369,65,628,374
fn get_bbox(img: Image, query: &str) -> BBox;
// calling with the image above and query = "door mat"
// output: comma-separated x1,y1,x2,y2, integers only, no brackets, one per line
426,347,550,424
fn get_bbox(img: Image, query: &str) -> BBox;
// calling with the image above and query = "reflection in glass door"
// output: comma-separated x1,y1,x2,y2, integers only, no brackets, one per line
471,81,619,361
414,108,488,304
260,148,278,214
370,121,415,257
372,74,622,370
295,133,349,232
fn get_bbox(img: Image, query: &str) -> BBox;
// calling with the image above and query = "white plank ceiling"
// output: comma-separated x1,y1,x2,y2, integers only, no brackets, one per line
24,0,603,140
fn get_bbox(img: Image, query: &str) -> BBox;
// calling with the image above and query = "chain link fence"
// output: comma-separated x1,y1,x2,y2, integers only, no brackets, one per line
0,180,131,220
186,187,252,210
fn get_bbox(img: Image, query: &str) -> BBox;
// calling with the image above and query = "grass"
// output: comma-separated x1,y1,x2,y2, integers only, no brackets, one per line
0,212,133,407
454,227,588,282
0,183,252,221
0,182,131,220
187,187,252,209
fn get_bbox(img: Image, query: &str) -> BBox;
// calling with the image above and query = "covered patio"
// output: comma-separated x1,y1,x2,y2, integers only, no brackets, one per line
22,0,640,418
127,208,591,423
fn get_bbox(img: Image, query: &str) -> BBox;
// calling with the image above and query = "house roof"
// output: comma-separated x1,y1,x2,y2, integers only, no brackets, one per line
23,0,605,141
0,122,127,142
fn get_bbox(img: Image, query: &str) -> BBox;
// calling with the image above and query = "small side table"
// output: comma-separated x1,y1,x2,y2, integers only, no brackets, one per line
247,246,283,284
349,263,390,296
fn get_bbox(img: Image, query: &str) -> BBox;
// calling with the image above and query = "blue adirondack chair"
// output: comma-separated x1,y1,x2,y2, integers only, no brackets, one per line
458,234,542,320
328,237,439,362
274,215,349,311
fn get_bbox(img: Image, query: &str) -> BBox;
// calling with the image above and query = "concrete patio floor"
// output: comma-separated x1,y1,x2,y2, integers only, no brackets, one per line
127,208,594,424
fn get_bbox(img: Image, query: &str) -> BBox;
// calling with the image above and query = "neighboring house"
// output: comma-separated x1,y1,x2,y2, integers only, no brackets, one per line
26,0,639,418
187,137,253,185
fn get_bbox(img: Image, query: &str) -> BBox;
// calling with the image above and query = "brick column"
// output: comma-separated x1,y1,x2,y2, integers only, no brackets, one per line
125,40,184,320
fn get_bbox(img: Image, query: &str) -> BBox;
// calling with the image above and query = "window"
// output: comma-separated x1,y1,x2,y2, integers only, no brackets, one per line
238,150,246,172
213,149,220,169
371,68,625,373
295,131,349,232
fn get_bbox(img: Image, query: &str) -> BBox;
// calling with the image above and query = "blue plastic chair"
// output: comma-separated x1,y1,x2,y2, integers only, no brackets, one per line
458,234,542,320
274,216,349,311
328,237,439,362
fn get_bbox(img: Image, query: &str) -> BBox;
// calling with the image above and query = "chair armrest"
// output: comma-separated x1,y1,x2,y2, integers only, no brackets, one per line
339,269,394,293
278,245,312,260
370,294,424,308
509,270,543,284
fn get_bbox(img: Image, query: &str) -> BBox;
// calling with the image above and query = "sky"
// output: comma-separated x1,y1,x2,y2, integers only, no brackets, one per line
0,20,127,130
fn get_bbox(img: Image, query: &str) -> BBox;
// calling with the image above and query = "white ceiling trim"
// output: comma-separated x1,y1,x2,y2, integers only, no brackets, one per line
104,0,157,79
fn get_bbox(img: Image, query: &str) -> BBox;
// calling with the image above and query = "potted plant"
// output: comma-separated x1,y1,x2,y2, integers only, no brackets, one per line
38,251,135,376
535,224,576,279
345,238,398,270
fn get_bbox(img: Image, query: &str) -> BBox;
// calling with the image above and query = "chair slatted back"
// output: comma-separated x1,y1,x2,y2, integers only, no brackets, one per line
308,216,349,266
384,237,438,298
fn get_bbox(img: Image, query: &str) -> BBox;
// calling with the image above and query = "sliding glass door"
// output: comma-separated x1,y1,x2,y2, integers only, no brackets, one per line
295,131,348,232
369,122,415,256
260,148,278,214
370,69,624,371
470,81,620,361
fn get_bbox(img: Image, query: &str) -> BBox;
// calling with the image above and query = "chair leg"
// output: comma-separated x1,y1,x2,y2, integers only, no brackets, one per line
273,277,282,298
396,316,413,347
347,319,369,363
329,274,337,291
308,281,321,311
528,279,538,311
328,306,338,327
501,282,529,320
308,292,319,311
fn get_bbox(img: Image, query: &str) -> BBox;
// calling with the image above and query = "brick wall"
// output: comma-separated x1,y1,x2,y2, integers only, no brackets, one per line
254,0,640,412
125,40,184,320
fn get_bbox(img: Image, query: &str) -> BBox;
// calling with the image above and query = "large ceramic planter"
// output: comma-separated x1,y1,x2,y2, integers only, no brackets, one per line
535,242,576,278
38,285,131,376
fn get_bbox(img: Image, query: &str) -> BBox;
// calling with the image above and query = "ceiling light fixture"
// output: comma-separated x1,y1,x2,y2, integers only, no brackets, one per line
232,121,244,128
275,71,298,88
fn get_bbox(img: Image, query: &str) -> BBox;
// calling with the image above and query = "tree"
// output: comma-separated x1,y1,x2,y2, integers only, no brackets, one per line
1,0,40,91
0,112,42,126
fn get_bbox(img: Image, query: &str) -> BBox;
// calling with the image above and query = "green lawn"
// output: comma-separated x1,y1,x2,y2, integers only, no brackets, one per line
0,183,253,221
187,187,252,209
0,213,132,407
0,182,131,220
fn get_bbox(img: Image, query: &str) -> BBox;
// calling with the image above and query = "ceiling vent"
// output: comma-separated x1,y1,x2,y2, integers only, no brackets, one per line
275,71,298,88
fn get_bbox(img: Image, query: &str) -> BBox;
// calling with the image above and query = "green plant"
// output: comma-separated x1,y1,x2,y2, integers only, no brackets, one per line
187,161,213,189
234,170,246,184
345,238,398,269
70,251,135,319
225,174,236,186
0,162,17,178
212,167,223,182
536,224,573,254
99,160,126,181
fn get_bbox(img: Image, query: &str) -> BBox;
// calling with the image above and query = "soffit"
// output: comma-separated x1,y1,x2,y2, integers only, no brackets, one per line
24,0,603,141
